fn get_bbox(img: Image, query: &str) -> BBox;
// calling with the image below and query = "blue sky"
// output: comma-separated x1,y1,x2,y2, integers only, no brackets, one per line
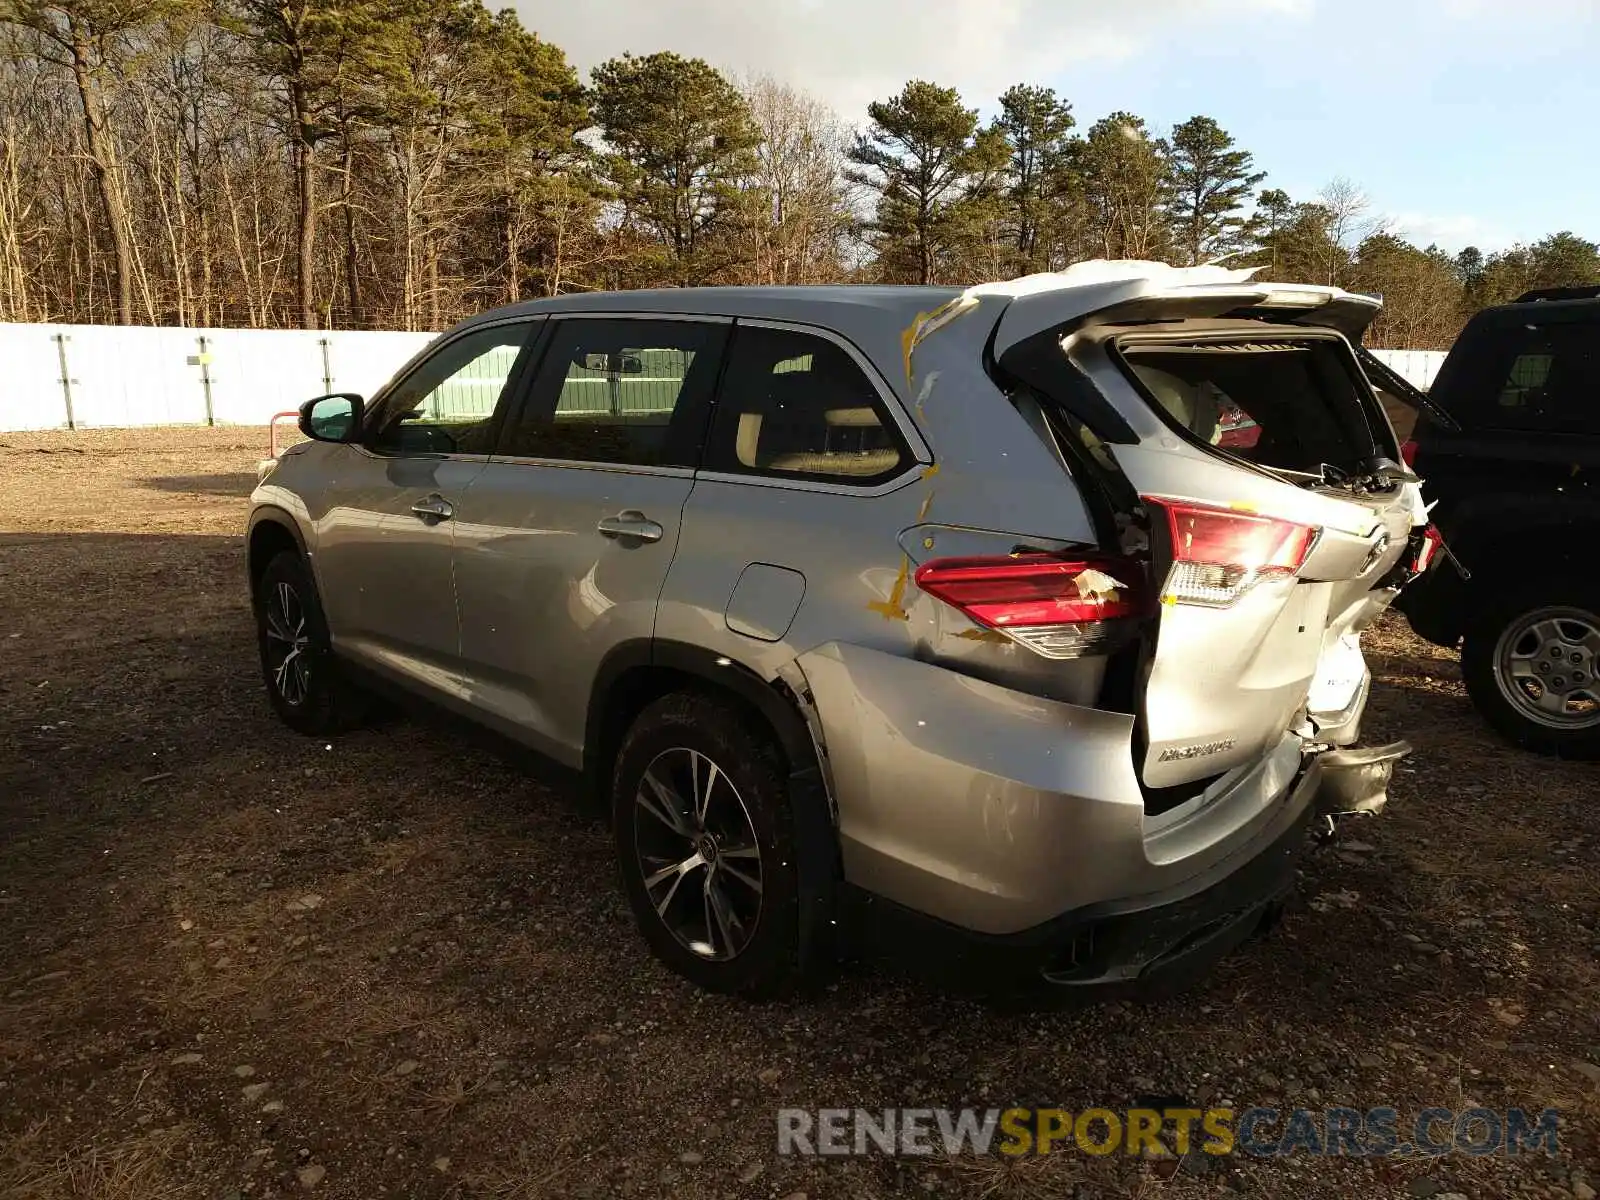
524,0,1599,252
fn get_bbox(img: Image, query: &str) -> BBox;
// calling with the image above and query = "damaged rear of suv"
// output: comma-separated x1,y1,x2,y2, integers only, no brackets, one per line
815,264,1425,993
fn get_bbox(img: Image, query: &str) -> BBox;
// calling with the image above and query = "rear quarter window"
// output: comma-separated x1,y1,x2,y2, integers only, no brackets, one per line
1449,321,1600,434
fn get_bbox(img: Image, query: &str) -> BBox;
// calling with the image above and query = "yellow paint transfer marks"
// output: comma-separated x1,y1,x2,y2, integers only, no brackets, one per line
867,556,913,621
956,628,1010,644
870,475,939,621
899,295,979,386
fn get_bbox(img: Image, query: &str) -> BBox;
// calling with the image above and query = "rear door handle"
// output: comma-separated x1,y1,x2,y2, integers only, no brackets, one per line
410,494,454,523
596,510,664,543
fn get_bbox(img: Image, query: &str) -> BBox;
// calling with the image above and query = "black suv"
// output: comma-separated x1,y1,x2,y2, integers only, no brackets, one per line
1393,286,1600,757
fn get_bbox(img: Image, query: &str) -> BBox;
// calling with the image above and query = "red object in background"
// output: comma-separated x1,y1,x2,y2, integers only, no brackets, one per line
1400,439,1419,466
1217,423,1262,450
268,410,299,460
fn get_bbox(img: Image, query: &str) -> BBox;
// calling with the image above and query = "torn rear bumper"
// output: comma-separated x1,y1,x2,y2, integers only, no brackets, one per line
1312,739,1411,819
843,739,1409,996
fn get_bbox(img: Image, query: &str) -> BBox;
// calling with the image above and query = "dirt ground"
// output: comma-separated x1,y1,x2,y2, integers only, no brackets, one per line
1,427,1596,1200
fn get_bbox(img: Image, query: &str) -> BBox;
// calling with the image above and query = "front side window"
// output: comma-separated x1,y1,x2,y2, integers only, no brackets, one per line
498,319,724,467
365,322,538,455
705,325,908,483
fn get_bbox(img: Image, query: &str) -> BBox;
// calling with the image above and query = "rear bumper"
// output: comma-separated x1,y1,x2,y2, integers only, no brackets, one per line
841,773,1315,993
795,642,1406,975
844,741,1407,992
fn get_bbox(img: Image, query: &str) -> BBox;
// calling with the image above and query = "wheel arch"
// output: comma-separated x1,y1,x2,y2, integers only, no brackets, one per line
247,507,311,601
584,640,830,807
1411,507,1600,644
588,639,842,970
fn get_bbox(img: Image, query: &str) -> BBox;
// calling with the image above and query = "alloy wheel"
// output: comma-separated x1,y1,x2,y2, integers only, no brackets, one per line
632,746,763,961
1493,605,1600,729
264,580,312,707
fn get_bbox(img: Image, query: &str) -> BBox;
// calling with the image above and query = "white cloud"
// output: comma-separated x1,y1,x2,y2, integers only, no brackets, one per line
516,0,1313,120
1391,212,1516,254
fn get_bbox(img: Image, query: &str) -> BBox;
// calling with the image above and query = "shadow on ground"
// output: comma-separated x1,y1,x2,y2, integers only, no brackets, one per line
1,485,1597,1200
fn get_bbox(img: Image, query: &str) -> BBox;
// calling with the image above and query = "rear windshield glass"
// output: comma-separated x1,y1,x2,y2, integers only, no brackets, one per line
1117,338,1383,476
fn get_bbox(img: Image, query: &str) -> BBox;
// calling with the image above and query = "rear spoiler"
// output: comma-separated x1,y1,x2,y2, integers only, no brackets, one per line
1354,347,1459,432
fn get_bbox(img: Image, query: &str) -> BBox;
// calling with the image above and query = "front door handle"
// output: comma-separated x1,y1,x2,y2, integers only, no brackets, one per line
596,510,664,543
410,494,454,523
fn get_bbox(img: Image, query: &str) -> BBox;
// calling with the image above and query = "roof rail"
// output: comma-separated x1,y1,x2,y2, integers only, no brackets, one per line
1512,285,1600,303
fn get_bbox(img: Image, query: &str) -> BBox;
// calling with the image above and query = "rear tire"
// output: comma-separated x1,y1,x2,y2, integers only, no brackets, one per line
610,692,833,998
255,550,370,736
1462,582,1600,759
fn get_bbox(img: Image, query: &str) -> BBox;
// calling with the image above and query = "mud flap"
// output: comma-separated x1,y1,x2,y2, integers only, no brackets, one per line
1313,739,1411,819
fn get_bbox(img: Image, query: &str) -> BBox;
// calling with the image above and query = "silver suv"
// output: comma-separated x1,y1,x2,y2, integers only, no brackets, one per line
248,263,1421,998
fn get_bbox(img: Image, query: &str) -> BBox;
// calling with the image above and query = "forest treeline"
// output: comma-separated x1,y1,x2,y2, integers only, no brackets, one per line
4,0,1597,346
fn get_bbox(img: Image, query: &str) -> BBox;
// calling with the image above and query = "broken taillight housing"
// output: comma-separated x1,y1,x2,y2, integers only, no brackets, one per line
1413,523,1442,573
1144,497,1318,608
913,553,1146,659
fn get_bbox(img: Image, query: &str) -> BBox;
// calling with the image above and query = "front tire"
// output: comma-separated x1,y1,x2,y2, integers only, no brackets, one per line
1462,584,1600,758
610,692,832,998
254,550,368,736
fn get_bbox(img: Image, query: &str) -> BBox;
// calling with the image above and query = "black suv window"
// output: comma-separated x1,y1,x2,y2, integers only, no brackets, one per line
498,318,725,467
1472,323,1600,433
364,321,539,456
705,324,909,484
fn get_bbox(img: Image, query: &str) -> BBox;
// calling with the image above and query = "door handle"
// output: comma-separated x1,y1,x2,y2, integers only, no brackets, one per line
410,494,454,522
596,509,664,543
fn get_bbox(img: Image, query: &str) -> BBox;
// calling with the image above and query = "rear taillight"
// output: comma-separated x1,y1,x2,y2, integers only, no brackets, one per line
913,553,1145,659
1400,439,1419,467
1413,523,1442,573
1145,497,1318,609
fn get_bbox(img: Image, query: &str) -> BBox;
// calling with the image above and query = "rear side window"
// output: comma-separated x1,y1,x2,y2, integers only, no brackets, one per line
704,324,909,484
1473,323,1600,433
1117,338,1383,477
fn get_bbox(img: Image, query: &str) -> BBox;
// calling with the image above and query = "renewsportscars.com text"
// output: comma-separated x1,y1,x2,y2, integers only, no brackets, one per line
777,1106,1561,1159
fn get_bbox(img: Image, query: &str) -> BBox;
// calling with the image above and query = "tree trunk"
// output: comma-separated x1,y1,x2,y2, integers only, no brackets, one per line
340,123,361,325
66,17,133,325
290,80,317,328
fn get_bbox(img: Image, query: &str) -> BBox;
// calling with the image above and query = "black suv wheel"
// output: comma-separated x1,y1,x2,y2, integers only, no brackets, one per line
610,692,833,998
1462,585,1600,758
254,550,370,736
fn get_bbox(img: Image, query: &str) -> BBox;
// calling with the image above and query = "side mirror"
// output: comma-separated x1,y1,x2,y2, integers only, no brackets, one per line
618,352,644,375
299,393,364,443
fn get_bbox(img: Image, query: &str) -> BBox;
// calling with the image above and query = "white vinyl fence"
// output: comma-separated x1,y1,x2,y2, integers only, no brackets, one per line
0,321,1452,433
1367,348,1448,391
0,323,435,432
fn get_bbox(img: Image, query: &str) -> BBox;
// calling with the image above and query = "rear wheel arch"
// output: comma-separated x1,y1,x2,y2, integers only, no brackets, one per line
1457,520,1594,604
584,640,828,810
1411,516,1596,644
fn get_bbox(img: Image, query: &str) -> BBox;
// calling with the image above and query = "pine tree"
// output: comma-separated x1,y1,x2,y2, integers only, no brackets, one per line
590,51,760,286
1165,115,1265,265
993,84,1075,274
1078,112,1169,261
1255,187,1293,277
846,80,1007,284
